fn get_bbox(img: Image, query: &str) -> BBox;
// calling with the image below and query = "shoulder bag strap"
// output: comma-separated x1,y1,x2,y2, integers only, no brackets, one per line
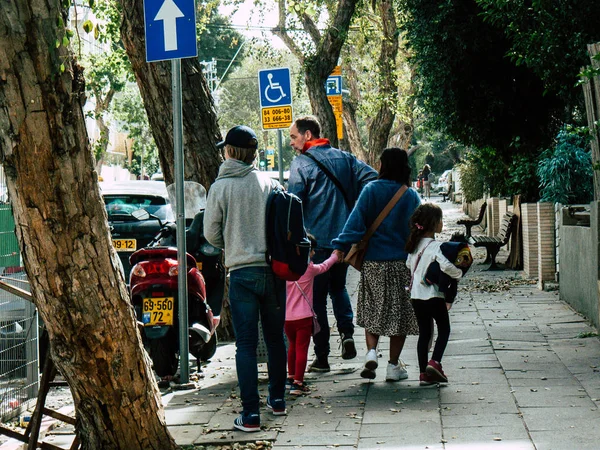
303,152,352,209
362,185,408,243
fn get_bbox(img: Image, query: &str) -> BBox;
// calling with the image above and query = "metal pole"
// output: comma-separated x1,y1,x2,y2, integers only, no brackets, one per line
277,129,284,185
172,58,189,383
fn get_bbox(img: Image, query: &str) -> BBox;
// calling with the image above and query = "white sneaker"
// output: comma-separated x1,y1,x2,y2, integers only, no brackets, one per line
360,349,378,379
385,360,408,382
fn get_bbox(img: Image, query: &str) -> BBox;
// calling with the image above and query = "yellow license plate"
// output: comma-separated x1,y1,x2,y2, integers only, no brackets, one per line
142,297,174,326
113,239,136,252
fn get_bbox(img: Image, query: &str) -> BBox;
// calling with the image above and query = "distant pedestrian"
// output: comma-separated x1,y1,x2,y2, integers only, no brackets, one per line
333,148,420,381
204,125,287,432
405,203,463,386
288,116,377,372
422,164,431,199
285,234,340,395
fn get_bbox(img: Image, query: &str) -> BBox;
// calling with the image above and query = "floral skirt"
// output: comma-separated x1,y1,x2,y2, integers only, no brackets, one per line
357,260,419,337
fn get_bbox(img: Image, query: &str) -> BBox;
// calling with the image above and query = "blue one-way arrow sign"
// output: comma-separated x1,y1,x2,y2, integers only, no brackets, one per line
144,0,197,62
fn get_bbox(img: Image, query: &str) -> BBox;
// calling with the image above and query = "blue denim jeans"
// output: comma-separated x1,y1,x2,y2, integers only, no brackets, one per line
229,266,287,414
312,249,354,359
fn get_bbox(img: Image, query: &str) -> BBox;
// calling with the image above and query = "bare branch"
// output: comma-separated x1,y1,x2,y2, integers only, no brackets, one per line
272,0,305,64
300,12,321,45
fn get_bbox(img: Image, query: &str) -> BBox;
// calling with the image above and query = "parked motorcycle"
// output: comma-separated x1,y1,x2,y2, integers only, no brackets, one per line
128,182,225,377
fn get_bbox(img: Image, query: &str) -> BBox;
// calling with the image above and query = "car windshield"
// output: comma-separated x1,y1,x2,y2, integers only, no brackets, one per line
104,195,174,221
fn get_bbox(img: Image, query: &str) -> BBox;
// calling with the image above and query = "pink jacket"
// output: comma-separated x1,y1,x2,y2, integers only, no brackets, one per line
285,253,339,321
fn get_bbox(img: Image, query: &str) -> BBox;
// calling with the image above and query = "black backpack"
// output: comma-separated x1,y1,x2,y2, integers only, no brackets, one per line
265,186,311,281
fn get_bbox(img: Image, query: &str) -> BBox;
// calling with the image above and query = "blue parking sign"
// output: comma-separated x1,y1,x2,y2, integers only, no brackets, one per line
258,68,292,108
144,0,197,62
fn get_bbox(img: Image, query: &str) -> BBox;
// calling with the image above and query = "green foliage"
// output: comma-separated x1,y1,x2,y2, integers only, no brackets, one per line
506,152,542,203
456,158,485,204
537,127,593,205
476,0,600,106
111,85,159,178
398,0,565,156
197,9,244,83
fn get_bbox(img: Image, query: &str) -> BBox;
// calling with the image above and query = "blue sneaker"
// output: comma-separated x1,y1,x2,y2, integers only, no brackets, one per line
233,412,260,432
266,397,287,416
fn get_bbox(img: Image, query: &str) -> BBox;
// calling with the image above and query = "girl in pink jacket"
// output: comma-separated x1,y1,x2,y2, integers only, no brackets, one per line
285,234,340,395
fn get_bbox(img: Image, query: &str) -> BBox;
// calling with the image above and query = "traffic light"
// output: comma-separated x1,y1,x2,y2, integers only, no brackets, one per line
259,150,267,169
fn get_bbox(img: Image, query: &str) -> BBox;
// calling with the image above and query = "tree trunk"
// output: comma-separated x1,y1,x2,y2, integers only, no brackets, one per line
275,0,359,148
119,0,223,190
507,195,523,269
366,0,399,166
342,99,368,162
0,3,177,449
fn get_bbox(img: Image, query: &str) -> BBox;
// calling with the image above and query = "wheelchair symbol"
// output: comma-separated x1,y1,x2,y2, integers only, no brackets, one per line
264,73,287,103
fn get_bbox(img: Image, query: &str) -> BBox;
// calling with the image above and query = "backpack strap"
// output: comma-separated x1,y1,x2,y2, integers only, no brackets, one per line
303,152,352,209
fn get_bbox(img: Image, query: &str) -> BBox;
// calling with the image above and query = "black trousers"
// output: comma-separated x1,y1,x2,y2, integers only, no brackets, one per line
412,298,451,373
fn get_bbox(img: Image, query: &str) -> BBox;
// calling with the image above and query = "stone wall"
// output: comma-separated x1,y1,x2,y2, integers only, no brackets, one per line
487,197,500,237
522,203,539,278
559,201,599,328
537,202,556,285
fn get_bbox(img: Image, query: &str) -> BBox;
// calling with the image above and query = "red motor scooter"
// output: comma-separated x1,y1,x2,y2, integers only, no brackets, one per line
128,182,224,378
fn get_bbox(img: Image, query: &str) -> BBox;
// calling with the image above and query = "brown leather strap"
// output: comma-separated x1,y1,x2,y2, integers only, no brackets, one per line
362,185,408,243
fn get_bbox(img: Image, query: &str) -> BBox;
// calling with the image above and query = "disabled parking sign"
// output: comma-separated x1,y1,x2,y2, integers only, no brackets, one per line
258,68,293,130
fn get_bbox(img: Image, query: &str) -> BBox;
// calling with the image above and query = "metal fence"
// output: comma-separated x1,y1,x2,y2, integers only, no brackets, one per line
0,170,39,422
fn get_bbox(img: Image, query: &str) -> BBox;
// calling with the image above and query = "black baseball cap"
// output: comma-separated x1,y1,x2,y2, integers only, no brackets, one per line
216,125,258,149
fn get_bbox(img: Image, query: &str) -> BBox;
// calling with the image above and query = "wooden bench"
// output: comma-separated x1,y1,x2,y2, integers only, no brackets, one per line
469,212,516,270
440,185,453,202
457,202,487,238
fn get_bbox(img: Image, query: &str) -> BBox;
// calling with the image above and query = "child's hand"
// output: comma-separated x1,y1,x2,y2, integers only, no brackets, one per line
332,249,345,263
446,302,453,311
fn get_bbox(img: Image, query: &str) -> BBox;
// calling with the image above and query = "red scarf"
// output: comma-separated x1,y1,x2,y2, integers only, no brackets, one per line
302,138,330,153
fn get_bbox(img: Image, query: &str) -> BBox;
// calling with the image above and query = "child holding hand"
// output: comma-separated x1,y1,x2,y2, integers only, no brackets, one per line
405,204,463,386
285,234,340,395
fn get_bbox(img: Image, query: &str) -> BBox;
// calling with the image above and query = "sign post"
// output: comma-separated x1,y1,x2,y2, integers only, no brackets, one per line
144,0,197,386
325,66,343,139
258,68,293,184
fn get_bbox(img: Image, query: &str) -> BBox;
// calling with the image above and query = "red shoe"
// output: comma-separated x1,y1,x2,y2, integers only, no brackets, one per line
426,359,448,382
419,372,437,387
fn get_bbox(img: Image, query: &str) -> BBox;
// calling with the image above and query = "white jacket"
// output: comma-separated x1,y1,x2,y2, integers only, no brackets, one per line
406,238,463,300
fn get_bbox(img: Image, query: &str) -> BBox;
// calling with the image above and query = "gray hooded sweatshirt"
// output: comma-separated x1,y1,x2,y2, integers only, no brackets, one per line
204,158,279,271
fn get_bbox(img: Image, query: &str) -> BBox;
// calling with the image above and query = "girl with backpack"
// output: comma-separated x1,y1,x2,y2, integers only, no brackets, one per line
285,234,340,395
405,203,463,386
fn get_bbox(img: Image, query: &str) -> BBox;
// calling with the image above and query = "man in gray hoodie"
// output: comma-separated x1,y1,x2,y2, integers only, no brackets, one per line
204,126,287,432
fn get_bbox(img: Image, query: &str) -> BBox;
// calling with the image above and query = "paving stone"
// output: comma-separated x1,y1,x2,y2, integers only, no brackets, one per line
519,406,600,432
511,386,597,408
440,423,529,443
272,430,356,446
361,408,440,425
529,430,600,450
169,425,205,446
443,439,535,449
440,402,519,416
442,412,523,428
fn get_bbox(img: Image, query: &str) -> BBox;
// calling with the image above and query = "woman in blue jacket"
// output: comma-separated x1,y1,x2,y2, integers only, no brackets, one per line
332,148,421,381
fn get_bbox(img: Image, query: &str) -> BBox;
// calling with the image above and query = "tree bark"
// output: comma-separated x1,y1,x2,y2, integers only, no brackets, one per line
0,3,177,449
119,0,223,190
275,0,359,148
366,0,399,166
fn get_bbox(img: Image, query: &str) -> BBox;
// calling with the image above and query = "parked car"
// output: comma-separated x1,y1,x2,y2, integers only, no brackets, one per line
100,181,174,278
436,169,453,192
